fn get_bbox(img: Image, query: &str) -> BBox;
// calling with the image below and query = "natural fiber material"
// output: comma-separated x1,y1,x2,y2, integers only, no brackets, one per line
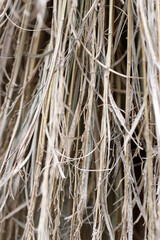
0,1,159,239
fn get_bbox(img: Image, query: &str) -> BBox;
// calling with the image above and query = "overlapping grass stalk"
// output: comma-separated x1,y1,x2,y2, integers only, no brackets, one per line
0,0,160,239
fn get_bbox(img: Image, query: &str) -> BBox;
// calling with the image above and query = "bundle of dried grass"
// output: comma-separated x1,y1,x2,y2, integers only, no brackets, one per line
0,0,160,239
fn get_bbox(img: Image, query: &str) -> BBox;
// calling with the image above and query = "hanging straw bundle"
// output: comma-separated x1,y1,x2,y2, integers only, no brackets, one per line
0,0,160,239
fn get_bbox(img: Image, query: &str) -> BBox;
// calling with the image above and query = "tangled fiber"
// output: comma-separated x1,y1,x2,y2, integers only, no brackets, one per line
0,0,160,239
